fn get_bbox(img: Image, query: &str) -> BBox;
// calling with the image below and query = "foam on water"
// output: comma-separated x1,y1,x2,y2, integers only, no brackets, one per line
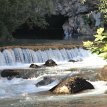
0,48,107,98
0,75,107,99
0,48,91,65
0,76,60,98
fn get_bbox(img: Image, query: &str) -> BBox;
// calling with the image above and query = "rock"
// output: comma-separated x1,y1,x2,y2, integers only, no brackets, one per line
53,0,98,16
1,69,20,80
35,77,55,87
99,65,107,81
69,59,78,62
29,64,39,68
44,59,57,67
0,69,42,79
69,59,83,62
50,76,94,94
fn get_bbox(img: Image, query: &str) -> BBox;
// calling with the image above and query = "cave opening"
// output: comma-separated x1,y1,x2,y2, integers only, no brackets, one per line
12,15,68,40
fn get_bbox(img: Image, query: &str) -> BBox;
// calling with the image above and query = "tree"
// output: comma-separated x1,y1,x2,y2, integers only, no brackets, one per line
83,28,107,58
83,0,107,59
98,0,107,22
0,0,53,39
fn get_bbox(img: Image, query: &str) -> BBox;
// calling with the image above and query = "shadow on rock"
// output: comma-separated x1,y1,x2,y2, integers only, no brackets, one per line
29,64,40,68
44,59,57,67
0,69,38,80
35,77,55,87
1,69,20,80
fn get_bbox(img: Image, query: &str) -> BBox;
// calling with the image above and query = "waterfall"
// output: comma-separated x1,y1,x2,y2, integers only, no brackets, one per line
0,48,90,66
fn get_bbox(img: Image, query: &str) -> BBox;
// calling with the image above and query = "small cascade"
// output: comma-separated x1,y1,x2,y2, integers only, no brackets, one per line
2,49,15,65
0,48,90,66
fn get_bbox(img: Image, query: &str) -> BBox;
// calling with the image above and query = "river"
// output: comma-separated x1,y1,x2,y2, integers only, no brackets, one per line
0,48,107,107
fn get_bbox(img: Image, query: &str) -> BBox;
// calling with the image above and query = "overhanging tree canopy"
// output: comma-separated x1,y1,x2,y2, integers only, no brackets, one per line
0,0,53,38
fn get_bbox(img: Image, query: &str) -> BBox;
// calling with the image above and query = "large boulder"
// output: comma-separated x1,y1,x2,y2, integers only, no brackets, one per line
50,76,94,94
1,69,47,79
99,65,107,81
44,59,57,67
1,69,20,80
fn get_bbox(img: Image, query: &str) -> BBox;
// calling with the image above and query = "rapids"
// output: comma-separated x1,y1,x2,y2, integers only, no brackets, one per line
0,47,107,102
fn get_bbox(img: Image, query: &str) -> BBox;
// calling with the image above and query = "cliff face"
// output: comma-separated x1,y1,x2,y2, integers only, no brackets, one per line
13,0,101,40
50,0,101,38
52,0,98,16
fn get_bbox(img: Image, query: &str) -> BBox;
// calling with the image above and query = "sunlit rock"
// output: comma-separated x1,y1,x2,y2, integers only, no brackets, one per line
99,65,107,81
1,69,20,80
44,59,57,67
50,77,94,94
29,64,39,68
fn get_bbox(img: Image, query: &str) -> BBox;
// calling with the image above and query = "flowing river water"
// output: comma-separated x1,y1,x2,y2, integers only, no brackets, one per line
0,48,107,107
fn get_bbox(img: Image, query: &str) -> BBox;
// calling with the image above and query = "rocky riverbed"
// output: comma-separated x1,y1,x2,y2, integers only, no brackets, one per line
0,44,106,107
0,61,106,107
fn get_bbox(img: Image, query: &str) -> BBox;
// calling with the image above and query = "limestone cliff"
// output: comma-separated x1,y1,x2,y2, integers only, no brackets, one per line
50,0,101,39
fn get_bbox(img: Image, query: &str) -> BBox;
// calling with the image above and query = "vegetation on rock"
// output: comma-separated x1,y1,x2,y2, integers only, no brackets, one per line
99,0,107,23
83,0,107,59
0,0,53,39
0,0,106,41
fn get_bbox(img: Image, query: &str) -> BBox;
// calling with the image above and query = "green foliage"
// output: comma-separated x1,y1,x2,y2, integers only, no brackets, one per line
98,0,107,22
83,0,107,59
0,0,53,38
83,28,107,58
80,0,86,4
82,15,92,25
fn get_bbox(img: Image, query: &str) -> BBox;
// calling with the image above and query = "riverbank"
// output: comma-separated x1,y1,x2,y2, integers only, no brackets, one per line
0,39,83,50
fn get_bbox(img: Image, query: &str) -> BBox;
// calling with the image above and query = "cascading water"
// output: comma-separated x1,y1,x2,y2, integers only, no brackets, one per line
0,48,90,65
0,47,107,104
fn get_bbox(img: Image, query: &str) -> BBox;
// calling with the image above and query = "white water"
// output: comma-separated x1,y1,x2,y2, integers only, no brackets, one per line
0,48,107,99
0,71,107,99
0,48,90,65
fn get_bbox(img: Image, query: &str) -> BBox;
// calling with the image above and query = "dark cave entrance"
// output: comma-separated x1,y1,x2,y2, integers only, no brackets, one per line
13,15,68,40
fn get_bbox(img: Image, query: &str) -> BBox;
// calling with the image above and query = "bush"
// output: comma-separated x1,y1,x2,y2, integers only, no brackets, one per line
83,28,107,59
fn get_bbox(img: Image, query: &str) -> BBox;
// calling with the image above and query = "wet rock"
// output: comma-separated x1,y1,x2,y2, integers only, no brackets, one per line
50,77,94,94
69,59,78,62
1,69,20,80
99,65,107,81
35,77,55,87
44,59,57,67
29,64,39,68
69,59,83,62
0,69,41,79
